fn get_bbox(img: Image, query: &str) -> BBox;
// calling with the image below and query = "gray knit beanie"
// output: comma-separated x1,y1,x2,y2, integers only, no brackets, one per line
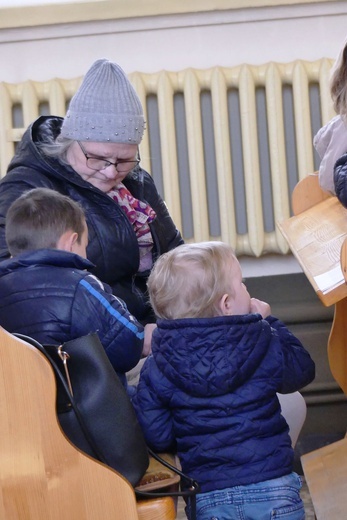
60,59,145,144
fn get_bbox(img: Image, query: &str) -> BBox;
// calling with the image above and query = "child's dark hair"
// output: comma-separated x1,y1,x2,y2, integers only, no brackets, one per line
5,187,86,256
330,40,347,118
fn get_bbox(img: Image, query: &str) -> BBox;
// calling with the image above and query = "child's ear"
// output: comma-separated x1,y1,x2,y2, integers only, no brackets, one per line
218,293,234,316
56,230,78,252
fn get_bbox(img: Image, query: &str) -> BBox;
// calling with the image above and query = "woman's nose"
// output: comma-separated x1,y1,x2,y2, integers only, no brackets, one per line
102,163,119,178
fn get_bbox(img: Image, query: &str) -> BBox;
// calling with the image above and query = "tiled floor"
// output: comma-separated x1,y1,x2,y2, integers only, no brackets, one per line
175,476,315,519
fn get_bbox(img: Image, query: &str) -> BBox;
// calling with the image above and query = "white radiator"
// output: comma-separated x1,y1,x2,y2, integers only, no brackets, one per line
0,59,335,257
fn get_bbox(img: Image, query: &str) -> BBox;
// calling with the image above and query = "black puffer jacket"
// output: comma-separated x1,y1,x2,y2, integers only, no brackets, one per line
0,116,183,323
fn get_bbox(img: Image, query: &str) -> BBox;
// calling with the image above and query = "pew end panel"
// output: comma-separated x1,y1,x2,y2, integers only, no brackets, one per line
0,326,176,520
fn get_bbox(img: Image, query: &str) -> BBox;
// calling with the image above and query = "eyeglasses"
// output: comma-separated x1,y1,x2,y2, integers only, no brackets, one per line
77,141,140,173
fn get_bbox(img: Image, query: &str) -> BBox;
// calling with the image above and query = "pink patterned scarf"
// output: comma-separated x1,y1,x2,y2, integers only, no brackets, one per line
108,182,156,271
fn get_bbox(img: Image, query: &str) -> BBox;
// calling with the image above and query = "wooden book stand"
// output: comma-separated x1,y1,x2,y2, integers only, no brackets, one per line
278,173,347,520
278,173,347,392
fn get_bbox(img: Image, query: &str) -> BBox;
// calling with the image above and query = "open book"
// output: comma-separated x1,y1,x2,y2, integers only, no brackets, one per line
278,196,347,307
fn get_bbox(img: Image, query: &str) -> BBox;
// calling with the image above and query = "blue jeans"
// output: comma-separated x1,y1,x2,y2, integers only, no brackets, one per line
186,472,305,520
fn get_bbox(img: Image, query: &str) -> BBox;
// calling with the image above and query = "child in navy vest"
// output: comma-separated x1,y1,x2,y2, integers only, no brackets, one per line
133,241,315,520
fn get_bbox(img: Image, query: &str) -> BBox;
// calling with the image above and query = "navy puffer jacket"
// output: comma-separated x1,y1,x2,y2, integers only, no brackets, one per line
0,249,144,383
0,116,183,323
133,314,315,493
334,152,347,207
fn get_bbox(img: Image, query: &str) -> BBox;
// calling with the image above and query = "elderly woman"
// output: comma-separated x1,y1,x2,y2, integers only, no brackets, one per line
0,59,183,324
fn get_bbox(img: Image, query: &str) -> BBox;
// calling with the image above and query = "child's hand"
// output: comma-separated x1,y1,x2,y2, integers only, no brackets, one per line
142,323,157,357
250,298,271,318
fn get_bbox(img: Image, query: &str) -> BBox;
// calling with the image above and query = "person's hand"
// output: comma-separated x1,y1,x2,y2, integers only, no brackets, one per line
250,298,271,318
142,323,157,357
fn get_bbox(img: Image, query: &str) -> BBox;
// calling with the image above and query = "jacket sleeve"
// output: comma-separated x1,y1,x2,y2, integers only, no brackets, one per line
142,171,184,254
71,274,144,373
334,152,347,208
132,358,176,452
266,316,315,394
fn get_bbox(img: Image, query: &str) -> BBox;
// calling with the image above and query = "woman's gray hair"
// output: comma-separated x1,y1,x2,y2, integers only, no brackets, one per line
36,135,74,165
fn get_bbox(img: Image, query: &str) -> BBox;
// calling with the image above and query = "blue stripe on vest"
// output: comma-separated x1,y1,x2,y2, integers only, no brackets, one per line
79,279,144,340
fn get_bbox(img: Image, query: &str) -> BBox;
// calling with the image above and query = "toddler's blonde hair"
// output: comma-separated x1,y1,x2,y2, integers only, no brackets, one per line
147,241,237,319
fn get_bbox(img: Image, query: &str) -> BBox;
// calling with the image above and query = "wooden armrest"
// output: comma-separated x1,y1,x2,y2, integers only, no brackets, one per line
137,496,176,520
